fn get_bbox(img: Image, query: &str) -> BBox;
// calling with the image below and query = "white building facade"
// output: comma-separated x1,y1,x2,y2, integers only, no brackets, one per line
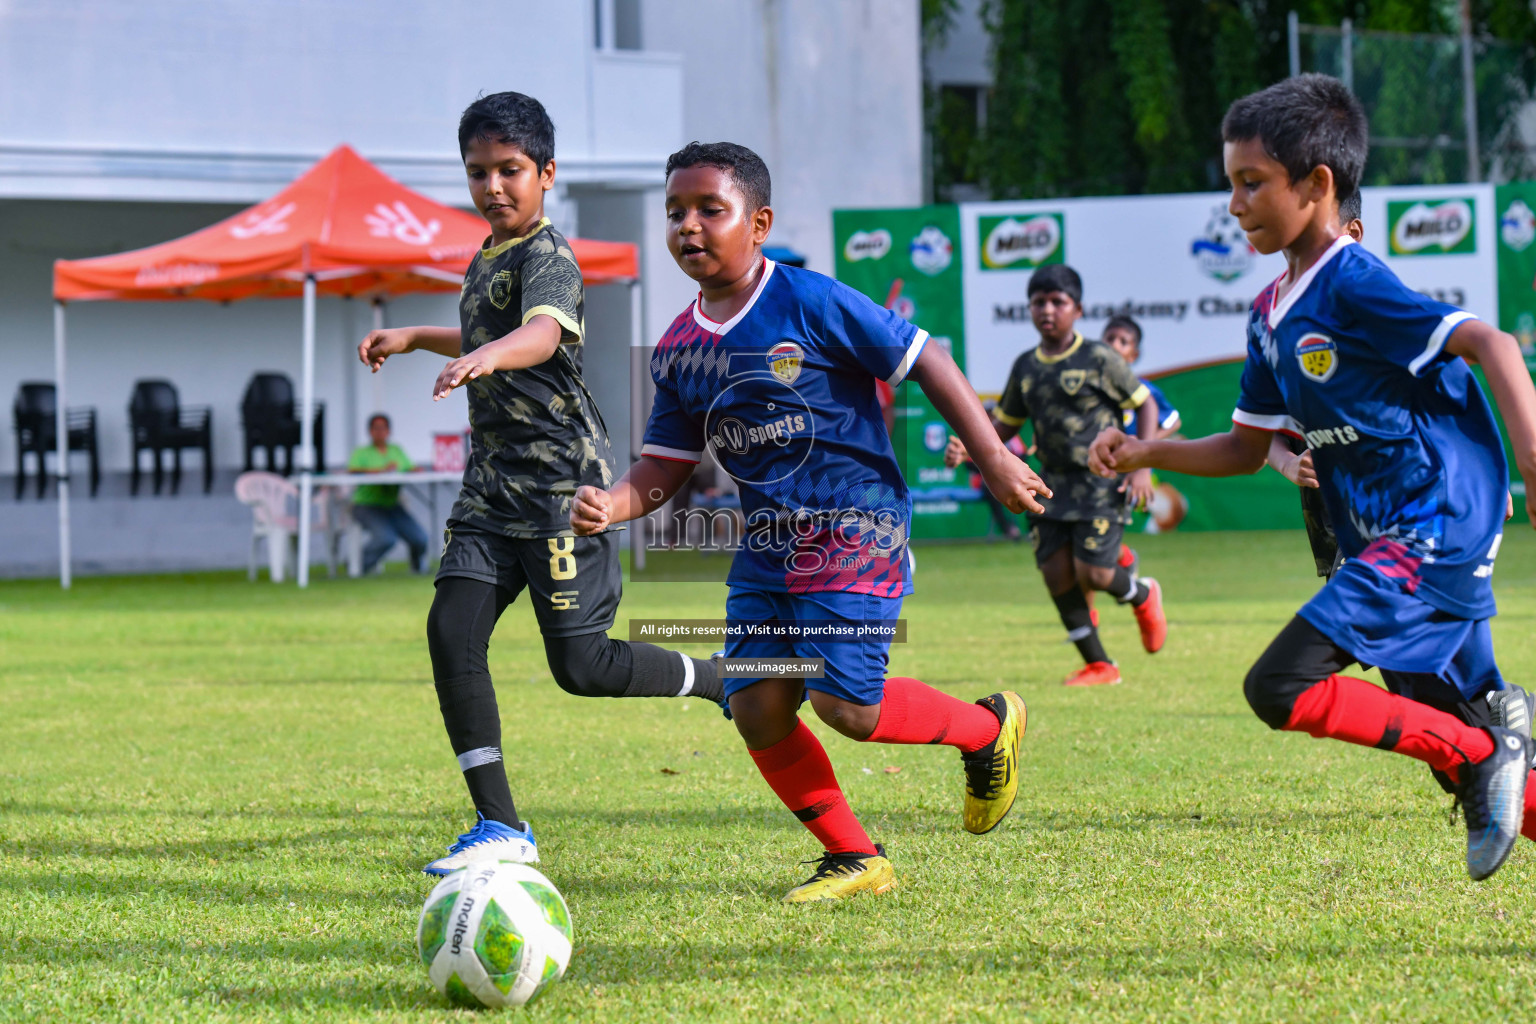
0,0,922,575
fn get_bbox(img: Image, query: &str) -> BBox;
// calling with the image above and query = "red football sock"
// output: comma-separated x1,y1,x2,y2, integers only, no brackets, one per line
1285,674,1494,773
748,719,874,855
1521,770,1536,843
865,676,1001,753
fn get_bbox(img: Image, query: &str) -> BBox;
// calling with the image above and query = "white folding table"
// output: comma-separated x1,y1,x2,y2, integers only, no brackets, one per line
300,469,464,584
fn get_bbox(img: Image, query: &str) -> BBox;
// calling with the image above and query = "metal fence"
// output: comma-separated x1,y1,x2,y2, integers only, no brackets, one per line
1289,12,1536,184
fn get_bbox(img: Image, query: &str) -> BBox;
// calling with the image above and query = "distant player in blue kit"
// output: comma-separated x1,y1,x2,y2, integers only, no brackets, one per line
1099,314,1179,588
1091,75,1536,881
571,142,1052,902
1103,316,1181,440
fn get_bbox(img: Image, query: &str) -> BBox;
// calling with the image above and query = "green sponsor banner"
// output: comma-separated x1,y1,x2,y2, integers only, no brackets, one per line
1494,182,1536,508
1496,182,1536,372
1138,362,1305,533
1129,360,1529,531
1387,197,1477,256
834,206,987,539
977,212,1065,270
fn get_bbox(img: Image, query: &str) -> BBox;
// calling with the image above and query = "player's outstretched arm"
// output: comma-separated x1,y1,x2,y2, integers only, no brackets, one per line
357,325,461,371
1089,423,1271,479
433,315,563,400
571,456,696,536
1447,321,1536,525
909,343,1051,514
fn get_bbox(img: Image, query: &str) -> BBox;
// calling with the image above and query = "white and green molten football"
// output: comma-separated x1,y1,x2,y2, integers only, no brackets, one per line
416,860,573,1008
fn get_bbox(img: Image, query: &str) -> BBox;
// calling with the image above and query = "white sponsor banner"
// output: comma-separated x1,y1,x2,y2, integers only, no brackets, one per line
1365,183,1495,326
958,184,1496,391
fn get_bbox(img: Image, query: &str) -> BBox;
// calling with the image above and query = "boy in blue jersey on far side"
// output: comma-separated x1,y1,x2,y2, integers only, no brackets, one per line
571,142,1053,902
1099,314,1179,588
1091,74,1536,881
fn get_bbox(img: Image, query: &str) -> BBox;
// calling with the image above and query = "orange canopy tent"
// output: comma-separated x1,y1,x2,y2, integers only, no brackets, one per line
46,144,640,587
52,143,638,301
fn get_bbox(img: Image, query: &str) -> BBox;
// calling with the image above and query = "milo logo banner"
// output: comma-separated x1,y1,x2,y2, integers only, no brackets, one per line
834,183,1505,536
959,194,1288,390
1389,198,1477,256
833,207,981,538
978,213,1064,270
958,187,1497,392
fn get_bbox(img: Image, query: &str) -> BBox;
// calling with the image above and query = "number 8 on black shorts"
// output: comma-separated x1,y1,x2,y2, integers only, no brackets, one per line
437,526,624,637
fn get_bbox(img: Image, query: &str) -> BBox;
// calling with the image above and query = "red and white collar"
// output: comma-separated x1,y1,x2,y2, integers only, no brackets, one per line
1267,235,1353,329
692,258,777,336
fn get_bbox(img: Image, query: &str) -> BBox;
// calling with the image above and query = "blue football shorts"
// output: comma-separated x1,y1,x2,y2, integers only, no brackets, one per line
721,587,904,706
1299,560,1503,701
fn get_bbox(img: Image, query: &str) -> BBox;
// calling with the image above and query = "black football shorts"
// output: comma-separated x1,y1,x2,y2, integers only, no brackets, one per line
436,525,622,637
1028,515,1125,569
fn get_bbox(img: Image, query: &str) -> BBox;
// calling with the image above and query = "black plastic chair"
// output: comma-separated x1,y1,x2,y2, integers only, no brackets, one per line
240,372,324,476
12,383,99,499
128,379,213,495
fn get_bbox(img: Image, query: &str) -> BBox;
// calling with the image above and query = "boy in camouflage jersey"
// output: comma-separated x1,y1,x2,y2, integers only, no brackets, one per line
359,92,722,875
946,265,1167,687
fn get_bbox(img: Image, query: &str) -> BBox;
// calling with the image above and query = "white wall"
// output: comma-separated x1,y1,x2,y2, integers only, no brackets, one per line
0,199,468,476
641,0,925,275
0,0,682,202
0,0,927,478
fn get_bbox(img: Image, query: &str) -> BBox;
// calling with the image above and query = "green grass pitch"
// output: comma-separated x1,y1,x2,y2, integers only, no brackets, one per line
3,529,1536,1022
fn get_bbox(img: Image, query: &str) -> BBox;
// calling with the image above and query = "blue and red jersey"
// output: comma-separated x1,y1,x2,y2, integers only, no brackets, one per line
641,259,928,596
1234,236,1507,620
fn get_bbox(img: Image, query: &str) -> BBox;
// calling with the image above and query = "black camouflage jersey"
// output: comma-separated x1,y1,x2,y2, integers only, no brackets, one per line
995,332,1149,523
449,217,615,538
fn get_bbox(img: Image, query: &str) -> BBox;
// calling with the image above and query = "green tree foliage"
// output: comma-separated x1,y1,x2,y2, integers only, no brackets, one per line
960,0,1536,197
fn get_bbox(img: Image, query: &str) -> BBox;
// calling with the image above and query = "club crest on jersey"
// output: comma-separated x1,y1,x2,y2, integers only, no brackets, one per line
766,342,804,384
1060,369,1086,395
487,270,513,310
1296,333,1338,383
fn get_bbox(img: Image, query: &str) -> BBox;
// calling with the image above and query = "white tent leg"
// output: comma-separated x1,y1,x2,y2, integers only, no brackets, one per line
298,274,317,587
629,280,645,573
370,298,385,425
54,301,71,590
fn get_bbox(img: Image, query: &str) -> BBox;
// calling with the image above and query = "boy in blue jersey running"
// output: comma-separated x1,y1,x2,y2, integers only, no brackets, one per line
571,142,1052,902
1264,194,1365,579
1091,75,1536,881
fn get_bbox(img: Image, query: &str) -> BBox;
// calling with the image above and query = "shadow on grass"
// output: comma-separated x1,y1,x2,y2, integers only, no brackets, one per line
0,800,444,824
547,804,1409,834
0,865,416,911
26,932,1536,1015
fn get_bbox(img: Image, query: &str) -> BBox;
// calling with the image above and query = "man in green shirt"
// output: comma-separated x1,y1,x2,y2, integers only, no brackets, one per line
348,413,429,574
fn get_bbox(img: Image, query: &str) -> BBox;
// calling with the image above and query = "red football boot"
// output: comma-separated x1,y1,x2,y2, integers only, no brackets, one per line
1133,577,1167,653
1064,661,1121,687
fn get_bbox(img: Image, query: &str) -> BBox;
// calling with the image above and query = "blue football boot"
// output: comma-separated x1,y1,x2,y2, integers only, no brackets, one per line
1456,727,1531,882
422,814,538,876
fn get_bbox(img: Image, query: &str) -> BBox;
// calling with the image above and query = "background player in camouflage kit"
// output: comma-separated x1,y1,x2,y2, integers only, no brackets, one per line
357,92,723,875
946,265,1167,687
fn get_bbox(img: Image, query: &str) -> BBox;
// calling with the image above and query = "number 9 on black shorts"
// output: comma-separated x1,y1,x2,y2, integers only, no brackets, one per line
1027,516,1124,569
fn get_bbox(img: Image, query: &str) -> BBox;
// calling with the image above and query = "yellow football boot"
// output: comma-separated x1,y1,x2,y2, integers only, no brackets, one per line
781,844,895,904
962,691,1027,835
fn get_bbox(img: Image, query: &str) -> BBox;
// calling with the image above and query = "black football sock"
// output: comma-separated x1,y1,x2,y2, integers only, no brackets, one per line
1109,566,1150,606
427,577,520,827
543,631,724,702
625,641,723,702
434,673,520,827
1052,588,1109,664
